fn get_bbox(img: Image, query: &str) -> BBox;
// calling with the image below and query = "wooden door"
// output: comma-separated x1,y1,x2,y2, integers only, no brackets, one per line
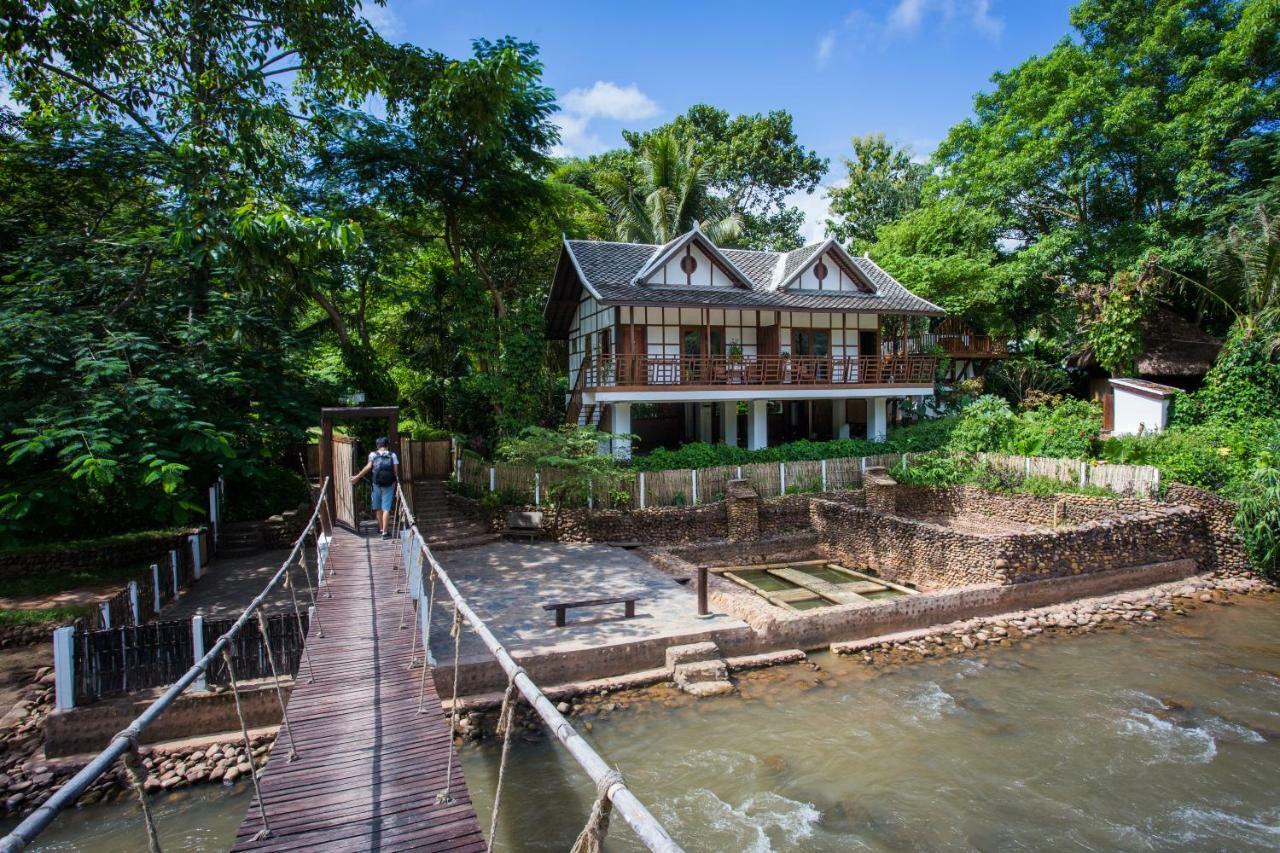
1102,390,1114,433
332,434,358,529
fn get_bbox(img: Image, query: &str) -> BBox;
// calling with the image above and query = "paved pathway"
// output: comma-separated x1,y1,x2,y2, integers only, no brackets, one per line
230,528,485,852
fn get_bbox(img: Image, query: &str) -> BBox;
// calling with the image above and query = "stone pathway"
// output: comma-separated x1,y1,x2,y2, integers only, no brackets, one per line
162,546,313,620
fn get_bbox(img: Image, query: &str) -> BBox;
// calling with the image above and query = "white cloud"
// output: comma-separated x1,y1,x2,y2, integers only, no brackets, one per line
786,187,834,246
888,0,927,32
560,82,658,123
816,30,837,67
887,0,1004,39
361,1,401,38
553,81,659,157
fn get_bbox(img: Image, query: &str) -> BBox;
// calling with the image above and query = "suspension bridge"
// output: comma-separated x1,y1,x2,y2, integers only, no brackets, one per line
0,421,682,852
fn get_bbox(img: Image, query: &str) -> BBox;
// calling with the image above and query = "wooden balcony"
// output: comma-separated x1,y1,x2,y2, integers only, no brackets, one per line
580,354,938,390
902,333,1008,358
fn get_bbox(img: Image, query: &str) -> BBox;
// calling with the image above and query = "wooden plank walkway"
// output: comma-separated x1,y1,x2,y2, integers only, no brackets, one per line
231,528,486,852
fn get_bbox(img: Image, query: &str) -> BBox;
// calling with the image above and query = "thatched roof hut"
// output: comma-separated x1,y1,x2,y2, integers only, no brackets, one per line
1076,308,1222,388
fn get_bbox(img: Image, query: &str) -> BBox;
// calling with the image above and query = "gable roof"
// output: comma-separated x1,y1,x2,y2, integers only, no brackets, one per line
774,238,875,293
630,226,754,288
546,231,944,338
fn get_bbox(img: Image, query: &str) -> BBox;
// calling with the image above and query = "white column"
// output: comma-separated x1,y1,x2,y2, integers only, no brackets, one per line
697,404,714,443
832,399,848,440
192,611,208,692
721,402,738,447
869,397,889,442
53,626,76,710
747,400,769,450
611,402,632,460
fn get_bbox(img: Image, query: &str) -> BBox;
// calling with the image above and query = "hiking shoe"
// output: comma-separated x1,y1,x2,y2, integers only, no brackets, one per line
381,531,391,540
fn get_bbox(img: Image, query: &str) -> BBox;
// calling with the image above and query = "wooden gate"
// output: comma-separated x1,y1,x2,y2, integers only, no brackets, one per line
332,434,358,529
402,439,452,479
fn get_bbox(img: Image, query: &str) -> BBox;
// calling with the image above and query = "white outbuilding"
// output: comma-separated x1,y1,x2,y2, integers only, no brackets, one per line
1108,378,1179,436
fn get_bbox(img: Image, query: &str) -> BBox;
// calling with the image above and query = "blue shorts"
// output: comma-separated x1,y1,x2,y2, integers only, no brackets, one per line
371,483,395,512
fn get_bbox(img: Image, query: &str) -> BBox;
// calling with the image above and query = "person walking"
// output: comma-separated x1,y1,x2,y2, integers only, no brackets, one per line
351,436,400,538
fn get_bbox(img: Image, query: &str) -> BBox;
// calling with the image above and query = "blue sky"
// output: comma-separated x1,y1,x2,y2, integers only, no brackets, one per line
366,0,1079,240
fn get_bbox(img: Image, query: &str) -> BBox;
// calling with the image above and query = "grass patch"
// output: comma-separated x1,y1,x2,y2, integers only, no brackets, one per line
0,562,153,599
0,606,92,626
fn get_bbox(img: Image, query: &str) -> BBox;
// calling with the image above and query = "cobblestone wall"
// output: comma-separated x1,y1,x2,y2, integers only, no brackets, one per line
1161,483,1249,574
0,532,191,582
810,497,1215,590
894,485,1156,527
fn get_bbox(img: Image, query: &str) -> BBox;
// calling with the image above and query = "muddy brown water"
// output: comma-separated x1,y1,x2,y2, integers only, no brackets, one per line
4,596,1278,851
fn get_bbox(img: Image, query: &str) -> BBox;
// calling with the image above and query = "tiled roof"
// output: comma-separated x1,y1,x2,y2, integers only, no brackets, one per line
563,237,944,316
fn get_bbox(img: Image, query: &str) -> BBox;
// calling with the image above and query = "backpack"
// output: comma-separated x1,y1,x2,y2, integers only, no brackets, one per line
371,452,397,486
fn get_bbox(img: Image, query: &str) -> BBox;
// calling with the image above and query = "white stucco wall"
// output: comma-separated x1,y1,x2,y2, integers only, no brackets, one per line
1113,387,1171,436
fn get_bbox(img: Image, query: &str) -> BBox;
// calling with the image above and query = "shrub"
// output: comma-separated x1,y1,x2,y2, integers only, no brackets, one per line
629,418,958,471
223,466,310,522
948,395,1014,453
984,357,1070,406
1006,398,1102,459
1236,465,1280,579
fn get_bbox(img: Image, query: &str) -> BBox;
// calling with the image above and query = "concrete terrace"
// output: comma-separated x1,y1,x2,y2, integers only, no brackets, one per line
430,541,753,693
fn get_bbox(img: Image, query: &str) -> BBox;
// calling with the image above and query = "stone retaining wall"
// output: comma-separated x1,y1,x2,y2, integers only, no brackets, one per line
0,531,192,582
448,491,815,546
810,497,1212,590
1162,483,1248,574
894,485,1156,527
44,681,287,757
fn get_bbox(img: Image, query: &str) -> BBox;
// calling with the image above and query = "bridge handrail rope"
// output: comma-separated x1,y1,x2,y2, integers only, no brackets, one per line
393,483,683,853
0,478,334,853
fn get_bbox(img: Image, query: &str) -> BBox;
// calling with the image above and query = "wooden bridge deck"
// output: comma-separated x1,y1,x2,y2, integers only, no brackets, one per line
231,528,485,852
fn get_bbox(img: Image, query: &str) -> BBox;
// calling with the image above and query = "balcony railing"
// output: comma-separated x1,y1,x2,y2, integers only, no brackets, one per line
888,333,1008,357
580,354,938,390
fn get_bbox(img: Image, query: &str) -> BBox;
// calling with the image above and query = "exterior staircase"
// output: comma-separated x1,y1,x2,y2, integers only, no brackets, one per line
218,521,265,557
411,479,499,551
576,402,603,429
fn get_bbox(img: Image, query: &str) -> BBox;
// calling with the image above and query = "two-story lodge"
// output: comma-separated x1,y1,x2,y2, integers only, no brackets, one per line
545,227,1004,457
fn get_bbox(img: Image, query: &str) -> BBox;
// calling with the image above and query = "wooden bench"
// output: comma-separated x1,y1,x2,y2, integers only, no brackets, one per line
502,510,544,541
542,596,642,627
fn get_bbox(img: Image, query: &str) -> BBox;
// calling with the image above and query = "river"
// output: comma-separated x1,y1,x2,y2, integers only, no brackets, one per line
7,596,1278,851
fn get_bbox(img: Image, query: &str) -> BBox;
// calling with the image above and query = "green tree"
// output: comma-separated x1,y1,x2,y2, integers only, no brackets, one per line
2,0,389,316
933,0,1278,336
622,105,827,250
827,133,928,251
596,132,742,245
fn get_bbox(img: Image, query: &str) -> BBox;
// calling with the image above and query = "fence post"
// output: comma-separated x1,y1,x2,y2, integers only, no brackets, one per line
208,483,220,550
1025,457,1031,478
779,462,786,496
489,466,496,492
639,472,646,509
861,456,867,476
128,581,140,625
53,626,75,711
1079,461,1087,488
534,471,541,508
192,610,208,692
736,466,742,479
691,470,698,506
151,563,162,613
190,533,202,580
170,550,180,597
98,601,111,630
587,478,594,510
821,459,828,492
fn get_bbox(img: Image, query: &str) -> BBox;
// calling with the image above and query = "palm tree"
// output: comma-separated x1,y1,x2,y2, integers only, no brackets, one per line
597,133,741,245
1212,205,1280,353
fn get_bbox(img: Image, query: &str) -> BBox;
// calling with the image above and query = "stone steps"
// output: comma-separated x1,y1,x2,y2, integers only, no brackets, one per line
666,642,735,697
410,479,496,551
